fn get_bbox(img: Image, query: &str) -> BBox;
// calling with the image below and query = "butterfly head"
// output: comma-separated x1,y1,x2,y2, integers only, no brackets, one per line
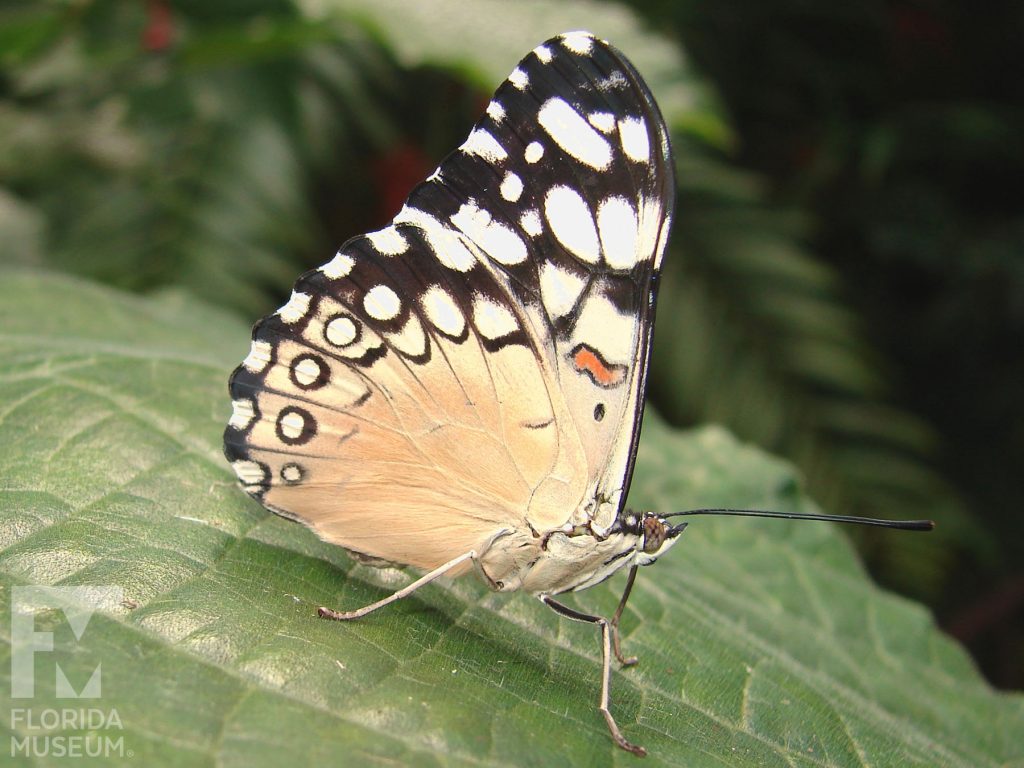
547,510,686,595
622,511,687,567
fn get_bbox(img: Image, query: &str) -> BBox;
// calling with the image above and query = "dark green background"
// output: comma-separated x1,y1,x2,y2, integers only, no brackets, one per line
1,1,1021,764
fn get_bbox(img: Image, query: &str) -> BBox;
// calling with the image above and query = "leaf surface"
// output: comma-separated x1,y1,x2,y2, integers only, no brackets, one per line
0,271,1020,767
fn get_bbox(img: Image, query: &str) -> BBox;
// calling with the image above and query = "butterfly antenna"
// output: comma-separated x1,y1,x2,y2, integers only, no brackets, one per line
665,508,934,531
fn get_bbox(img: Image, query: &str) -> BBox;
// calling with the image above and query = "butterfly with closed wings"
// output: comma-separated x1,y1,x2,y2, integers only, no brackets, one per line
224,31,932,757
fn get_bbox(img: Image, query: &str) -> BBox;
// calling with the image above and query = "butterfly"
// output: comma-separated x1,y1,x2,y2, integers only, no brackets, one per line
224,30,932,757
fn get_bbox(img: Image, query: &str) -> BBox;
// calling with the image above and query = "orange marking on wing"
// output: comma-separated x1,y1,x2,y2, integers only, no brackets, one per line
572,346,627,387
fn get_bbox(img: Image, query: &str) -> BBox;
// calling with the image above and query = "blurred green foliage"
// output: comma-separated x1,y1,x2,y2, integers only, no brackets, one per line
0,0,1019,689
632,0,1024,689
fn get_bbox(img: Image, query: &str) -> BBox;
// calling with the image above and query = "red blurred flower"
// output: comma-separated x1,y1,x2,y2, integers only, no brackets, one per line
372,142,433,223
143,0,175,52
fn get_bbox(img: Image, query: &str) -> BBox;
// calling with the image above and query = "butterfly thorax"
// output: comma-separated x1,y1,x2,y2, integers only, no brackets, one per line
478,510,683,596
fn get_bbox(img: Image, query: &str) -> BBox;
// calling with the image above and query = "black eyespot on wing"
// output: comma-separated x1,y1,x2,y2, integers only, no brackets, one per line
288,353,331,391
275,405,318,446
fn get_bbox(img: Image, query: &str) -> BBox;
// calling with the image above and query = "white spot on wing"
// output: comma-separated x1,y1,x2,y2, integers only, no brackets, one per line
486,100,505,121
538,98,612,170
524,142,544,164
520,210,543,237
540,99,610,169
385,314,427,358
472,295,518,340
618,117,650,164
293,356,323,386
243,340,272,373
422,286,465,337
560,31,595,55
279,410,306,439
508,68,529,90
232,460,265,487
544,185,600,264
281,464,302,482
540,261,586,319
395,206,476,272
598,196,639,270
363,285,401,321
636,196,665,266
229,398,256,430
366,226,409,256
324,315,357,347
278,292,311,323
500,172,523,202
534,44,553,63
460,128,508,163
655,212,672,269
450,201,527,266
588,112,615,133
321,251,355,278
573,295,634,363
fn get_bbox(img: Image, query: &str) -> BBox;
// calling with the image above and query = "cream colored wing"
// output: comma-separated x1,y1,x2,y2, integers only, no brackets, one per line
224,31,674,570
225,232,587,570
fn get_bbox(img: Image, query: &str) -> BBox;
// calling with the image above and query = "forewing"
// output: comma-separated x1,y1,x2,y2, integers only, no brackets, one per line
405,31,676,527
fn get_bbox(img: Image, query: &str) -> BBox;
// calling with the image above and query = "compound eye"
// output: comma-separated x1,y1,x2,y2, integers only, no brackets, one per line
642,516,667,553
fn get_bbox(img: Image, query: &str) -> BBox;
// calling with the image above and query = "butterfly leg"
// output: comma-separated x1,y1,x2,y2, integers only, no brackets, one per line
540,595,647,757
610,565,639,667
318,550,478,621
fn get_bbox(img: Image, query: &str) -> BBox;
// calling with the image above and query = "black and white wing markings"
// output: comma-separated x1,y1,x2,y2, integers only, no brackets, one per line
402,30,675,520
224,31,675,564
437,32,673,307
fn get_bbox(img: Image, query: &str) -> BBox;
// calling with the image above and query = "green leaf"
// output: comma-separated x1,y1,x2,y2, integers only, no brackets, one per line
1,270,1020,767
